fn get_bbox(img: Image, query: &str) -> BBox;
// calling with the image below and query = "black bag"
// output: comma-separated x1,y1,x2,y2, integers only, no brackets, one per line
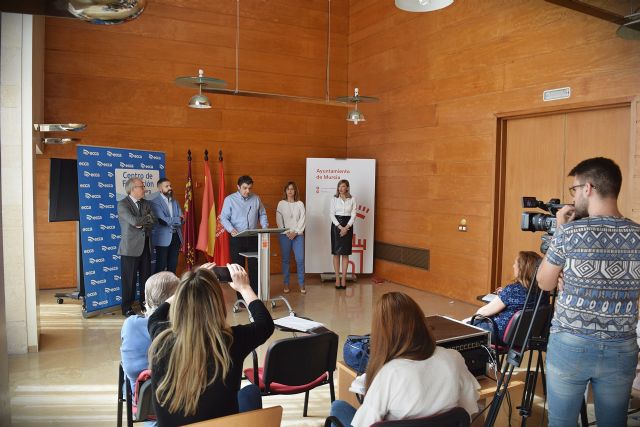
343,334,370,373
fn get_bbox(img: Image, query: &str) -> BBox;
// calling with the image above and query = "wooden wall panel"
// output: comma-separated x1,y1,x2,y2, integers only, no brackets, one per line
37,1,349,289
348,0,640,304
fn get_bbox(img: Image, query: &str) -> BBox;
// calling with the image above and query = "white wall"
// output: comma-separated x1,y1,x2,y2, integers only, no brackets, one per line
1,12,42,354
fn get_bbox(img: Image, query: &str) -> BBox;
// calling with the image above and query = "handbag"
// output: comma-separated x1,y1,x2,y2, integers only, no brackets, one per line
343,334,370,373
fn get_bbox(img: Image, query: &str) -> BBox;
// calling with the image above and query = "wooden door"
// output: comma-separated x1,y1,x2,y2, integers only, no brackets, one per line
498,105,631,286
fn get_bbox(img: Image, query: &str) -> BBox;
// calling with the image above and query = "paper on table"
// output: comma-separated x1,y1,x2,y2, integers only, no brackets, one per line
274,315,325,332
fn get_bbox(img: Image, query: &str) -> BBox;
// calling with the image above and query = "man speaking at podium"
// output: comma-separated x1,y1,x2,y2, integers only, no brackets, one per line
220,175,268,294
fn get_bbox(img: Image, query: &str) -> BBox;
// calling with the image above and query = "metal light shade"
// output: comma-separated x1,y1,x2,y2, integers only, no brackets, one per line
188,93,212,109
346,107,365,125
395,0,453,12
67,0,147,25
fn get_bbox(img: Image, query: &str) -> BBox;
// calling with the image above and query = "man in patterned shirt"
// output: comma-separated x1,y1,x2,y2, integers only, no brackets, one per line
538,157,640,427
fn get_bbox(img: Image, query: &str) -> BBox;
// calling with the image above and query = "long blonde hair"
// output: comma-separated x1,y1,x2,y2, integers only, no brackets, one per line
365,292,435,391
514,251,542,288
148,268,233,416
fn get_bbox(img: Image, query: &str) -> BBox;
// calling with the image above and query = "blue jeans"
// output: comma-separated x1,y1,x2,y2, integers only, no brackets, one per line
237,384,262,412
546,331,638,427
278,234,305,286
330,400,357,427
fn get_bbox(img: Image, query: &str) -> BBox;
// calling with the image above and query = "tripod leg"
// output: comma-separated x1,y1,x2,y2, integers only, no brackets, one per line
580,399,589,427
484,365,517,427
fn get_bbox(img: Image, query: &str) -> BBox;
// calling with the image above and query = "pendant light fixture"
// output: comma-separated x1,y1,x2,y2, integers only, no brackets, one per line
395,0,453,12
175,69,226,109
337,88,378,125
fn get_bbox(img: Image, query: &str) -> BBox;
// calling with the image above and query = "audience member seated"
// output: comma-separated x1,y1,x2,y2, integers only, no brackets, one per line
121,271,179,389
466,251,543,343
147,263,274,426
329,292,480,427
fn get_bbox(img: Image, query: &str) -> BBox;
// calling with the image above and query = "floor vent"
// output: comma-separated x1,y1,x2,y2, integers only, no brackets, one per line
374,241,429,270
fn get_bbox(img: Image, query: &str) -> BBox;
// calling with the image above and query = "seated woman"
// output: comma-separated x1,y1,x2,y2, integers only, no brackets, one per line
120,271,179,390
330,292,480,427
469,251,543,343
147,263,274,426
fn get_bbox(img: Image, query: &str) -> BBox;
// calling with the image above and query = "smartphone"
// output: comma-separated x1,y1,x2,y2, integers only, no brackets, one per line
212,266,232,283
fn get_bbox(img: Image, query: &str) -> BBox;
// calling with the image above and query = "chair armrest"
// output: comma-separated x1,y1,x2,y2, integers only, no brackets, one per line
470,314,500,345
324,415,346,427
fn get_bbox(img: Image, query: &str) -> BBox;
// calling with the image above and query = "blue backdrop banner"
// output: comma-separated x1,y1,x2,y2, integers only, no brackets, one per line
77,146,165,313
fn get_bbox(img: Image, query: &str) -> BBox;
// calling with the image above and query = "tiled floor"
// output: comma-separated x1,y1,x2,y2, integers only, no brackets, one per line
9,276,637,426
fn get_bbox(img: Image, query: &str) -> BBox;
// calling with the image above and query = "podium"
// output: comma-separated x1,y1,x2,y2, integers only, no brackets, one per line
232,227,294,317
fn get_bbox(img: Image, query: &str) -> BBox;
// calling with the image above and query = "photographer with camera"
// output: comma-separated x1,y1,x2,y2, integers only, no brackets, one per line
537,157,640,427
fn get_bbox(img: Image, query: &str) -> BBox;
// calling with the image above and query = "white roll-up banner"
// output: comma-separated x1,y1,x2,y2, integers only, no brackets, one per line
305,158,376,274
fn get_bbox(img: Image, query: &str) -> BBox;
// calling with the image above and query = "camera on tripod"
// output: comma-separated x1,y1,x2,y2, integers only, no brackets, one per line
520,197,568,253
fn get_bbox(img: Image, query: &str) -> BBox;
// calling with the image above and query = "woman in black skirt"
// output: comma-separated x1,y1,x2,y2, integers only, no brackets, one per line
330,179,356,289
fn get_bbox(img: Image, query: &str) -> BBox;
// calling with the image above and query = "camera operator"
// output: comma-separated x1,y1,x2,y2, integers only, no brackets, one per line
537,157,640,427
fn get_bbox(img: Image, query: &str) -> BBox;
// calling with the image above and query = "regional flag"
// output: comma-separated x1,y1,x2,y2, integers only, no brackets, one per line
181,152,197,269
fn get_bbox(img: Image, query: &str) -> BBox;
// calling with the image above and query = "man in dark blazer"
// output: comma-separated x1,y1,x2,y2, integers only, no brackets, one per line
117,177,155,316
150,177,183,274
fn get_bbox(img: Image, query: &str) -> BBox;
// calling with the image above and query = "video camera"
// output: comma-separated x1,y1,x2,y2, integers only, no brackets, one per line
520,197,569,253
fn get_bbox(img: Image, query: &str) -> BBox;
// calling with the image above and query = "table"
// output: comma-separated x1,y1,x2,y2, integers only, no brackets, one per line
336,361,525,409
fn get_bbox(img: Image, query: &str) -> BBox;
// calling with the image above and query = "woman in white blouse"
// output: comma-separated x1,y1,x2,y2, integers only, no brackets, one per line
276,182,306,294
330,180,356,289
329,292,480,427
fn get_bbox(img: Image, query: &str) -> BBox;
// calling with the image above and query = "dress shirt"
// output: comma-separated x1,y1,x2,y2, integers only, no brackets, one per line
220,191,269,233
160,193,173,217
330,196,357,227
129,195,142,211
276,200,306,234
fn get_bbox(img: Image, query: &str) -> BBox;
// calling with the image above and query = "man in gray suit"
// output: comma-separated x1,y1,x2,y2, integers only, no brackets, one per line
150,177,183,274
118,177,155,316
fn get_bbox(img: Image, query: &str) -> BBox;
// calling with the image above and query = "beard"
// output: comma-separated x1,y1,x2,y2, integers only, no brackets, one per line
574,199,588,220
164,189,174,200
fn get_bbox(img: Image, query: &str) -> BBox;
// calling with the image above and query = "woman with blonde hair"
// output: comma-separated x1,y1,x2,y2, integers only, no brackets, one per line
147,263,274,426
330,292,479,426
276,181,306,294
469,251,545,343
330,179,356,289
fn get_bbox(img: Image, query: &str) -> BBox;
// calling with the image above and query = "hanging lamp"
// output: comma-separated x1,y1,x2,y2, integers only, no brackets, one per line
337,88,378,125
175,69,227,109
395,0,453,12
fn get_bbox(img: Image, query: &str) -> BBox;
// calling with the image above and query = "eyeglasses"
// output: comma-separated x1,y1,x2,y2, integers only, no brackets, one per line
134,185,145,189
568,184,586,197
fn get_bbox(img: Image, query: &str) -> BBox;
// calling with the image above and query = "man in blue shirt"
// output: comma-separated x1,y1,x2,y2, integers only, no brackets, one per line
220,175,268,294
538,157,640,427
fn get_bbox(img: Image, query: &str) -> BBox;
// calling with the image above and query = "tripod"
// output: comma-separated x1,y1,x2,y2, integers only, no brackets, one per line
484,273,554,427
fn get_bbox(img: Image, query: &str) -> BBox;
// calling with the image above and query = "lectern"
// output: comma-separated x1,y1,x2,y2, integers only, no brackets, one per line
232,228,294,316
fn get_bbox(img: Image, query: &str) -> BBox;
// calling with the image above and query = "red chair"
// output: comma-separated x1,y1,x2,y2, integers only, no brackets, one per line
244,331,338,417
471,304,553,366
117,363,155,427
324,406,470,427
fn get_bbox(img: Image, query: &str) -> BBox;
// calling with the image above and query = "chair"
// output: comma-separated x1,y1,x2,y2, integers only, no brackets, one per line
324,407,470,427
183,405,283,427
471,304,553,366
117,363,155,427
244,331,339,417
